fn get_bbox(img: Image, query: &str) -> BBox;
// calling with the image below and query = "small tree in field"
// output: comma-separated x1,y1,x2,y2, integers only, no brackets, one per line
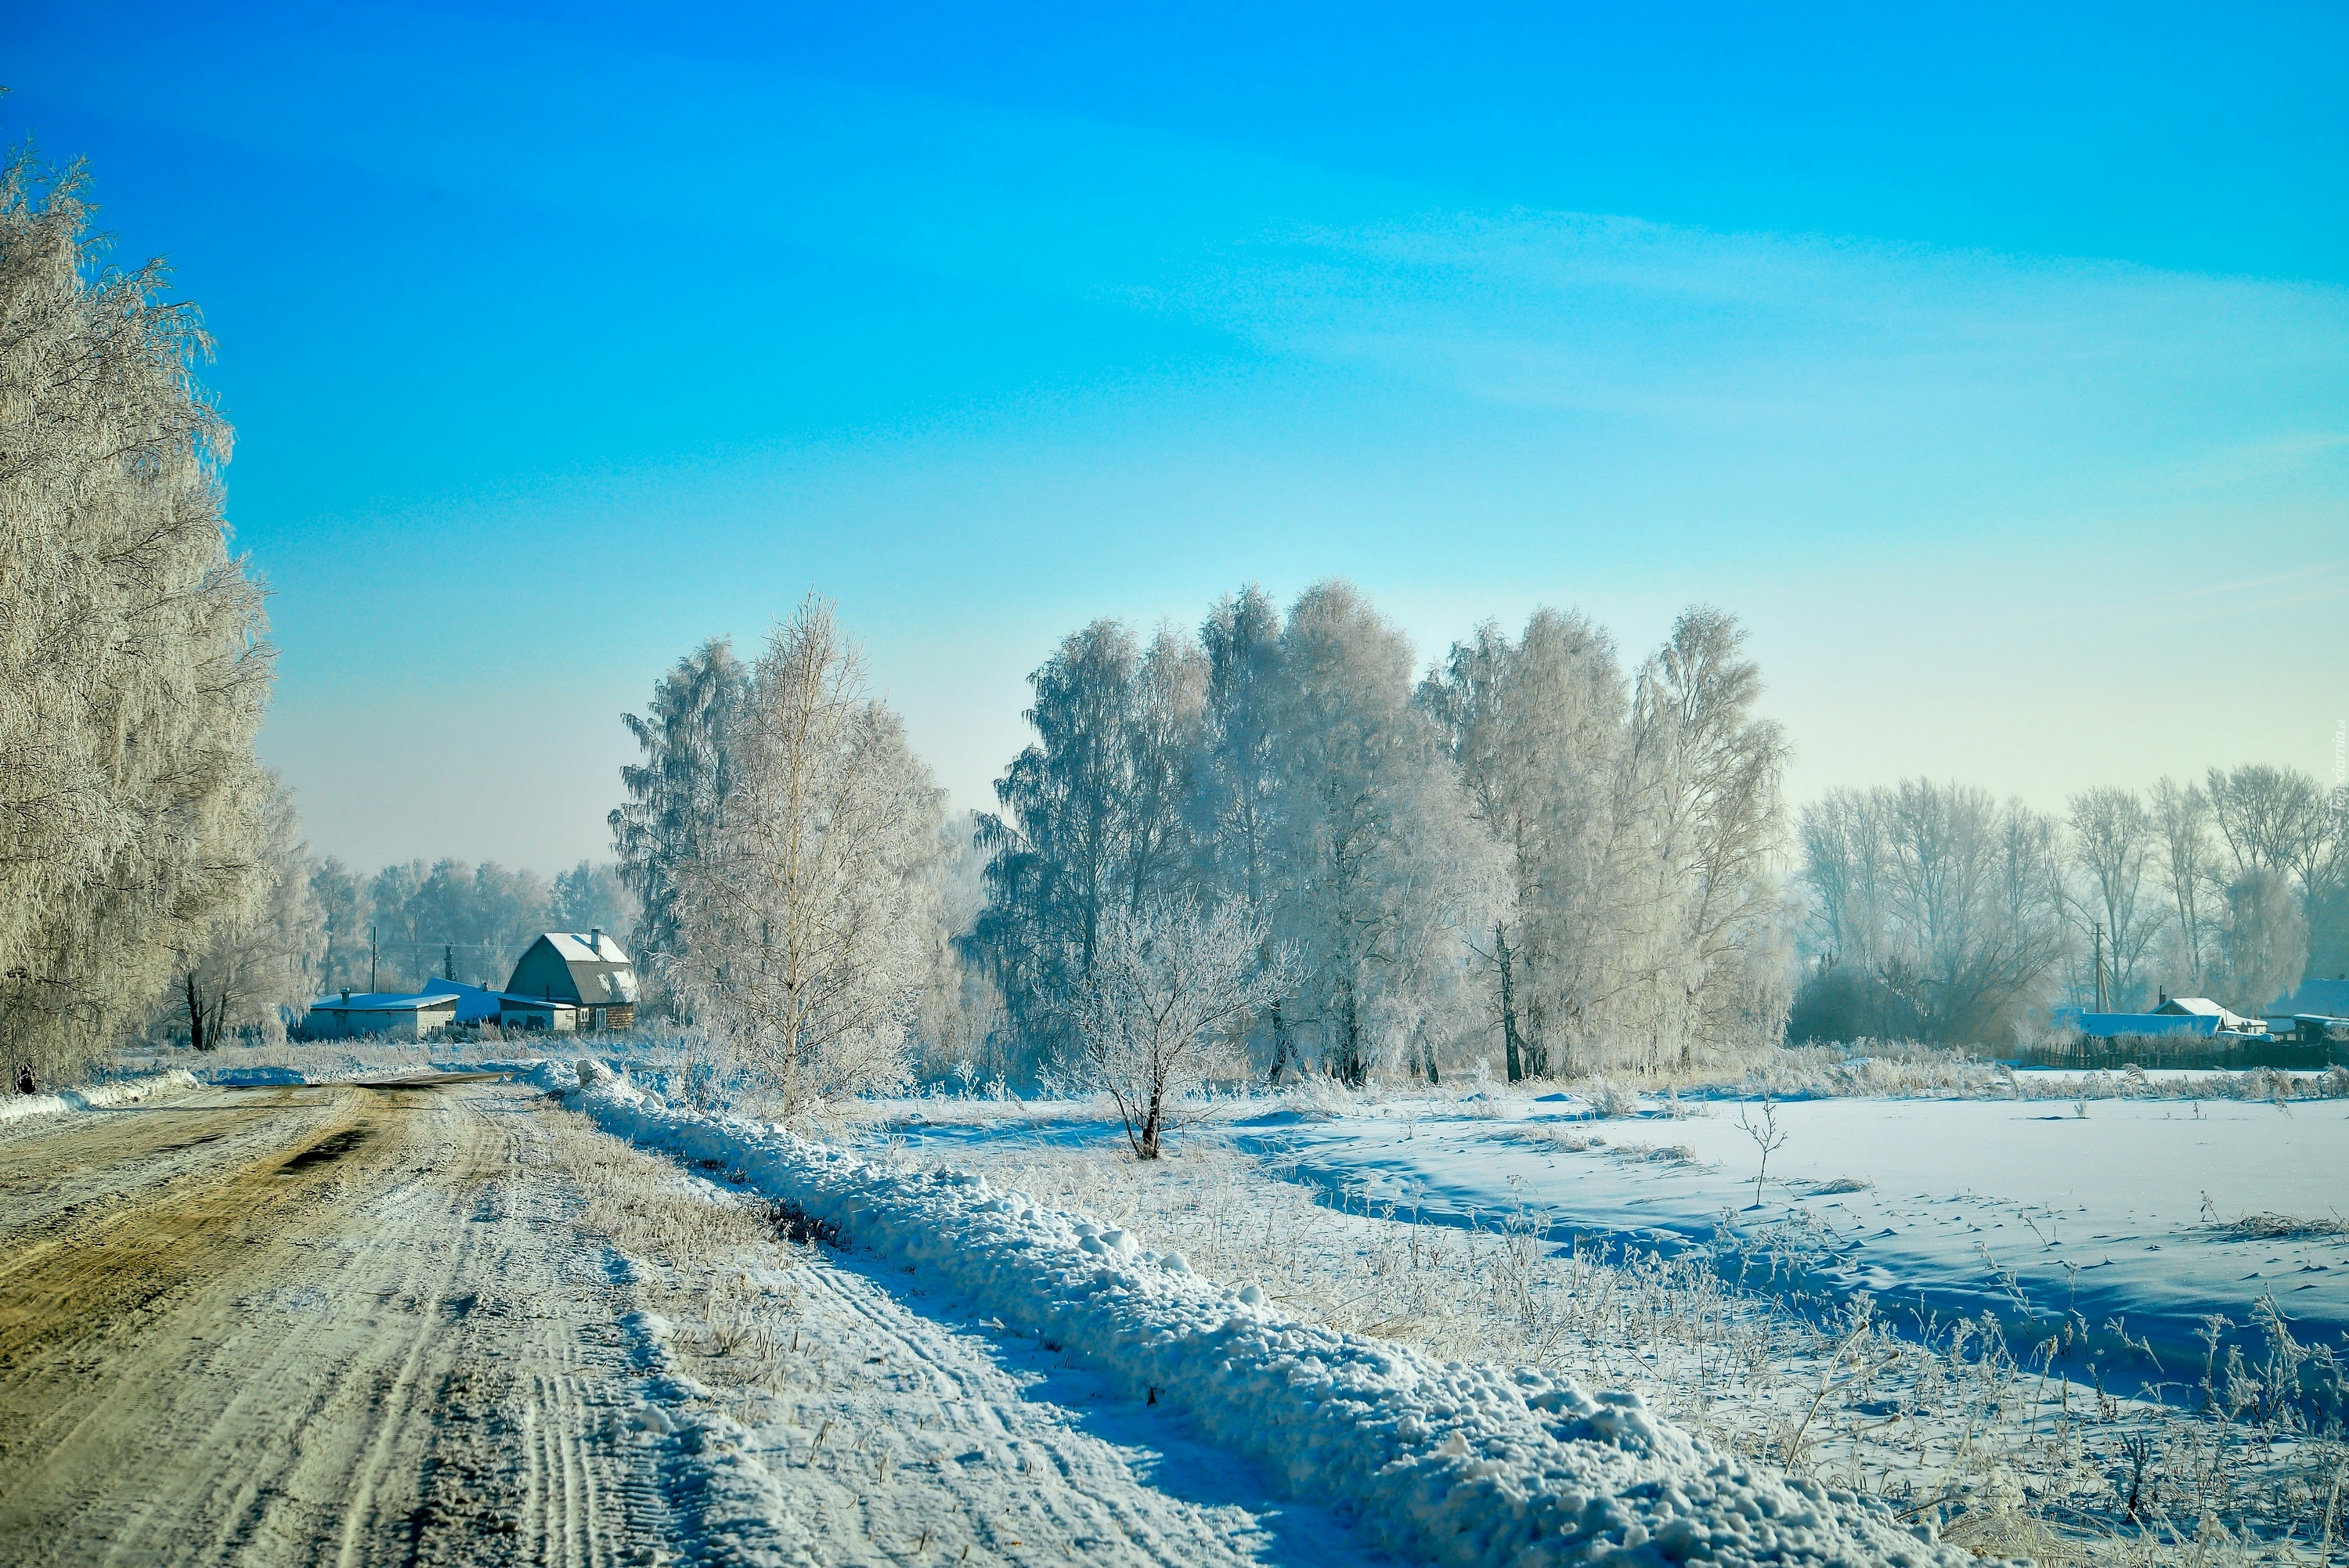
1737,1093,1788,1208
1053,898,1290,1159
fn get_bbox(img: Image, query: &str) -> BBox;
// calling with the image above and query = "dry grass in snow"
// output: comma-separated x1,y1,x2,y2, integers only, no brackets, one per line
897,1127,2349,1566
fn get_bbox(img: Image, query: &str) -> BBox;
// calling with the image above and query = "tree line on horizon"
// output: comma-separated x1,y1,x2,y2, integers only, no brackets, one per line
1793,767,2344,1045
613,585,1794,1105
616,589,2348,1103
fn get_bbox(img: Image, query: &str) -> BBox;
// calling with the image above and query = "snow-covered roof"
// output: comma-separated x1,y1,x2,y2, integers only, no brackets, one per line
545,931,630,964
2151,997,2265,1029
310,991,459,1013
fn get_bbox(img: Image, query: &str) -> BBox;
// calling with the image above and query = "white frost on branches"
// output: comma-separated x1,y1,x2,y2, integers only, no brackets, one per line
2,150,275,1088
669,598,943,1108
1050,896,1291,1158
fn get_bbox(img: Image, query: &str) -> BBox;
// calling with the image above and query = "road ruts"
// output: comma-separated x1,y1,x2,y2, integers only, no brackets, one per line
0,1077,672,1568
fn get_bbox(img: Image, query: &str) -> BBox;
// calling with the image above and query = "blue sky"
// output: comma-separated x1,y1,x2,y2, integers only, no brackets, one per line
10,1,2346,870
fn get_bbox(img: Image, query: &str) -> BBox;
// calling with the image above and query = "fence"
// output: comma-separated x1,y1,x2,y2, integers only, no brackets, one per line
2008,1034,2349,1072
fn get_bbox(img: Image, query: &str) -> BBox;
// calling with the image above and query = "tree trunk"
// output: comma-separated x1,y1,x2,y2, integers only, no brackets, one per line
1497,923,1524,1083
1338,984,1366,1087
1265,1000,1292,1084
185,971,209,1052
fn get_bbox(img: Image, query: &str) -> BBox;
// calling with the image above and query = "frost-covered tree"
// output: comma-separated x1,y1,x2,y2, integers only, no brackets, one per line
1795,780,2065,1044
1433,607,1786,1076
550,860,637,942
167,784,325,1048
1425,610,1626,1080
2148,777,2219,996
2205,763,2341,989
2215,867,2308,1016
1612,608,1790,1069
611,638,746,1006
969,621,1204,1052
906,812,1010,1084
669,598,943,1107
309,857,372,995
355,858,552,989
2066,786,2162,1007
1049,896,1290,1158
1,149,275,1089
2206,765,2326,883
1193,587,1286,909
1260,582,1501,1085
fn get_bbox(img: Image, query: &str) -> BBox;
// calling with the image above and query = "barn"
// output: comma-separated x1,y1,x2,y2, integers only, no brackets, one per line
304,990,459,1040
503,930,638,1032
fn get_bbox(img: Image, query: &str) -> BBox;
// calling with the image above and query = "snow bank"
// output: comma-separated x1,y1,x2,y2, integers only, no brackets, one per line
0,1068,200,1124
546,1064,1967,1567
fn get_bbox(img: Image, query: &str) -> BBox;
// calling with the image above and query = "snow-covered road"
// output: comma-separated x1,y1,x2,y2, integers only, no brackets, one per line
0,1076,675,1566
0,1076,1382,1566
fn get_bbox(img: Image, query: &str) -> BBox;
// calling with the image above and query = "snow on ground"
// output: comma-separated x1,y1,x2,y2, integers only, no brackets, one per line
882,1083,2349,1388
542,1062,1968,1568
617,1208,1380,1566
0,1068,198,1124
1247,1087,2349,1379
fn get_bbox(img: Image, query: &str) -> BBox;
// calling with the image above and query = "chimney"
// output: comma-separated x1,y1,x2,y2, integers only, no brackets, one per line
341,989,351,1004
590,926,603,953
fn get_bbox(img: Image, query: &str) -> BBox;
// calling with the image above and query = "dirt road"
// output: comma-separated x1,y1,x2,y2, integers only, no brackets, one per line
0,1077,670,1568
0,1076,1377,1568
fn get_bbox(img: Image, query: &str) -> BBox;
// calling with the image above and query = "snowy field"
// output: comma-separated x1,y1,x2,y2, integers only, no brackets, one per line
66,1044,2349,1562
878,1078,2349,1379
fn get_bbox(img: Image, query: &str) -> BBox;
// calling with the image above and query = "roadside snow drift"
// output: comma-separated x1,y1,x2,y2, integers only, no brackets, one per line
540,1064,1966,1568
0,1069,199,1124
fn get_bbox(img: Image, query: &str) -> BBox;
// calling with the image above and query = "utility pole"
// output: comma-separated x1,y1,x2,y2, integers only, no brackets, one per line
2093,922,2108,1012
370,924,378,993
445,943,455,983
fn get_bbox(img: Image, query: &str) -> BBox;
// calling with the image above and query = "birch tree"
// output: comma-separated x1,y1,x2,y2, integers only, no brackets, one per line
969,621,1204,1054
1615,608,1791,1068
1424,610,1626,1080
2149,777,2218,995
2217,867,2307,1015
612,638,745,1005
309,858,372,994
1261,582,1500,1085
2,150,274,1090
669,599,943,1107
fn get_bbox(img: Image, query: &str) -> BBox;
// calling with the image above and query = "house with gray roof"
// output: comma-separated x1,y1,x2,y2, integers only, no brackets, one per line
503,930,638,1032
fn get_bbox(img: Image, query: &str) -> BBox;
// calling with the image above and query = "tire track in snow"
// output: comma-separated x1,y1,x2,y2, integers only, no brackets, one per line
596,1146,1380,1566
0,1079,674,1568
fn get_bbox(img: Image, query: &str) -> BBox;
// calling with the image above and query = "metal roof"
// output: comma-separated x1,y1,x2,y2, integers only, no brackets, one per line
309,992,460,1014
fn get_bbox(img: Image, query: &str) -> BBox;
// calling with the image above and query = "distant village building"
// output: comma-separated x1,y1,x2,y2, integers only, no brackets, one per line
413,978,504,1026
502,930,637,1033
2072,995,2265,1040
495,996,581,1033
300,932,637,1040
305,990,459,1040
2264,977,2349,1044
